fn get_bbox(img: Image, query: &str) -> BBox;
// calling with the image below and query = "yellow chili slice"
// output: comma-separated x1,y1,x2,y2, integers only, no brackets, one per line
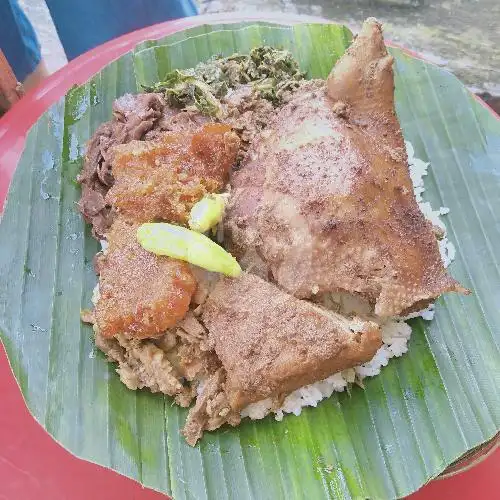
137,223,241,278
188,194,226,233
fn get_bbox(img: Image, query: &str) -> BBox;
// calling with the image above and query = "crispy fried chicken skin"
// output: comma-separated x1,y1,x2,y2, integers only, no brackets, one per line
225,19,467,317
94,219,197,339
202,273,382,410
106,124,240,224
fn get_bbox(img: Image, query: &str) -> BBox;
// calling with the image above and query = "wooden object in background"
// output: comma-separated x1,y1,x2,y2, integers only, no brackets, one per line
0,50,23,113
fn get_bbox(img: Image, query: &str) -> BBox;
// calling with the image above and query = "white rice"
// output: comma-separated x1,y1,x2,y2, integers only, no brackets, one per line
243,141,455,422
91,283,101,305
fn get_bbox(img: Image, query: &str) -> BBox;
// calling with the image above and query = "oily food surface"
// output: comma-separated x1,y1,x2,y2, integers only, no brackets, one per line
94,219,196,339
77,93,203,238
93,123,239,339
78,87,275,238
202,273,382,410
107,124,240,224
78,18,468,446
224,20,465,317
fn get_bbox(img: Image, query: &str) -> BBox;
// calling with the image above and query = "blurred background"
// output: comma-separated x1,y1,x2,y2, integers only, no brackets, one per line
17,0,500,112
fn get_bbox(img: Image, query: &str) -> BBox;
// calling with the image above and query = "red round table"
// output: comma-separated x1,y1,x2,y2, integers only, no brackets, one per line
0,13,498,499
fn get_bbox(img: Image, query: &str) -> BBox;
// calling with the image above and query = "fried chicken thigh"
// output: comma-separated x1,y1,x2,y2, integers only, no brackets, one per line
225,19,466,317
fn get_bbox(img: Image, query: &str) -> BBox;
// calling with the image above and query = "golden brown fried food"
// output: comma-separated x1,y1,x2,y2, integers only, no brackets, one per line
225,19,467,317
202,273,382,410
106,123,240,224
95,219,196,339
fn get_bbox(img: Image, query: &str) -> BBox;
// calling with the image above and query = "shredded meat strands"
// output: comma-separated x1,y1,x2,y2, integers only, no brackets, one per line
95,313,220,408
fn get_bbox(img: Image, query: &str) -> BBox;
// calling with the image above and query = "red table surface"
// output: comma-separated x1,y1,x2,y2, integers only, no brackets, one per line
0,13,498,500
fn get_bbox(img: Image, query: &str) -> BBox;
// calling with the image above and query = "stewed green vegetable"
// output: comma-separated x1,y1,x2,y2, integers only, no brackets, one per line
143,46,305,115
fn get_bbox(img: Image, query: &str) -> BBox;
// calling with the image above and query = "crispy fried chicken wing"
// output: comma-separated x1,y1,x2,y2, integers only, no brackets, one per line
106,123,240,224
225,19,467,317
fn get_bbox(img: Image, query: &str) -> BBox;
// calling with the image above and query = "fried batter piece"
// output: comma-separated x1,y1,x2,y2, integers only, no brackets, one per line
94,123,240,339
106,123,240,224
202,273,382,410
94,219,196,339
225,19,467,317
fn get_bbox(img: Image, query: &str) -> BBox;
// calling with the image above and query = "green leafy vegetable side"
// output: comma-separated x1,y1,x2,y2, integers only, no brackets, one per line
143,46,306,115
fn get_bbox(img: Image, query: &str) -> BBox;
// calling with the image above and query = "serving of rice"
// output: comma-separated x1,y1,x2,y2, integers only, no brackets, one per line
242,141,456,421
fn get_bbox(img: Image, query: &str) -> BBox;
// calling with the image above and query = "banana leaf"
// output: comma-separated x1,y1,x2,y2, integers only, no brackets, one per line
0,21,499,499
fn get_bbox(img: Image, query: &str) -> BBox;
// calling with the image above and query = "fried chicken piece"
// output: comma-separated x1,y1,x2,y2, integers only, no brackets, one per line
94,219,196,339
225,19,467,317
202,273,382,410
106,123,240,224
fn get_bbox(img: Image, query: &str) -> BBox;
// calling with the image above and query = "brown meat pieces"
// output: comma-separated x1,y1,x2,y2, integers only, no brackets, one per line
77,93,167,238
92,122,240,339
95,312,220,408
94,219,196,339
106,124,240,224
182,368,241,446
202,273,382,410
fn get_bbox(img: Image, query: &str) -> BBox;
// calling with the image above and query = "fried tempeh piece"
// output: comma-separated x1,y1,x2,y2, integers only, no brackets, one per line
94,219,196,339
202,273,382,410
106,123,240,224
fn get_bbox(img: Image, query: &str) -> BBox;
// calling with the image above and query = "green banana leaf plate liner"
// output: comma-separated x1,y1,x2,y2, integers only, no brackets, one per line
1,20,499,499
